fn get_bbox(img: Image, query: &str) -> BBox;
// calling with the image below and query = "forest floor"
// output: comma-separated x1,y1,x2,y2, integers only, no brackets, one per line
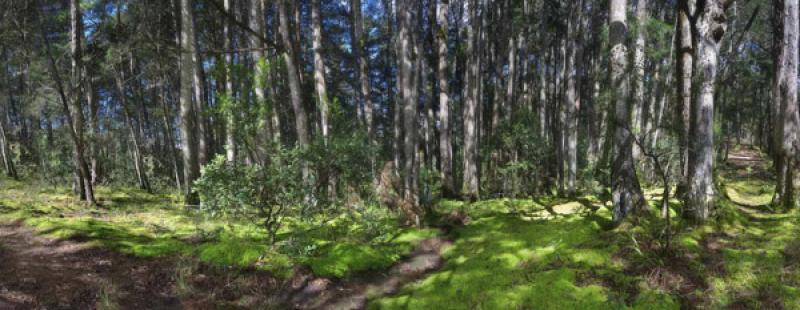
2,146,800,309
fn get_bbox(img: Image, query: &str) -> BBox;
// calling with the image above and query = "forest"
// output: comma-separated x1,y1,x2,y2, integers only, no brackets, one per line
0,0,798,308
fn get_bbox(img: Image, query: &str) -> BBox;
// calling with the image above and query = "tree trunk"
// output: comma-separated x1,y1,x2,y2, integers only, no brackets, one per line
222,0,238,162
676,0,694,194
352,0,373,145
1,50,17,179
192,35,209,167
564,2,580,196
686,0,727,221
69,0,95,204
250,0,272,149
775,0,799,208
277,0,311,184
462,0,480,201
313,0,331,142
180,0,200,206
399,0,420,209
115,69,151,192
0,101,15,179
631,0,648,160
160,75,182,192
609,0,645,222
437,0,455,197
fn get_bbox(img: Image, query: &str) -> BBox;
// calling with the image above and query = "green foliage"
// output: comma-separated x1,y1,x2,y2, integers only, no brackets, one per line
194,151,304,243
484,110,548,197
0,177,432,279
304,129,378,209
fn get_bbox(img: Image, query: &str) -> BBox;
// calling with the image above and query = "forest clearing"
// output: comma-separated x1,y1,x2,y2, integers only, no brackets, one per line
2,0,800,309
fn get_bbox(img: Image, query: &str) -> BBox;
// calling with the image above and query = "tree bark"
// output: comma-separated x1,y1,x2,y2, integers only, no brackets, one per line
69,0,95,203
1,50,17,179
775,0,799,208
313,0,331,142
399,0,420,208
564,2,580,196
631,0,648,160
222,0,238,162
180,0,200,206
436,0,455,197
676,0,694,194
462,0,480,200
686,0,727,221
609,0,645,222
250,0,272,149
352,0,373,145
192,29,209,167
277,0,311,184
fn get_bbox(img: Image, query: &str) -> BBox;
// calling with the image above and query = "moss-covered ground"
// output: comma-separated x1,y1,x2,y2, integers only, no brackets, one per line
0,178,436,279
373,148,800,309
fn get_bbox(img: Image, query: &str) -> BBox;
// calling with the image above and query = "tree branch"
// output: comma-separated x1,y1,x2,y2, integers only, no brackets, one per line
205,0,283,53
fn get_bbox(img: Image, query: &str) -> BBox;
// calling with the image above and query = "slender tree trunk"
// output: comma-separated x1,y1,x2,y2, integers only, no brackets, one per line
352,0,373,145
180,0,200,206
399,0,420,209
160,75,182,192
69,0,95,203
250,0,272,149
437,0,455,197
564,2,580,196
610,0,645,222
772,0,785,163
277,0,311,185
313,0,331,142
775,0,799,208
192,58,209,166
462,0,480,200
1,50,17,179
632,0,648,160
115,69,151,192
222,0,238,162
676,0,694,195
0,98,15,179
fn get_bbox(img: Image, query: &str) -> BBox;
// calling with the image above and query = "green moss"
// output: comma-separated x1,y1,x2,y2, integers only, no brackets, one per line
198,239,269,267
309,243,397,278
0,179,431,279
631,289,679,310
725,180,773,207
372,199,624,309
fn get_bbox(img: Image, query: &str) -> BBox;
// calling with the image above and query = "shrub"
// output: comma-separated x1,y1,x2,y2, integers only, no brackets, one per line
193,148,305,244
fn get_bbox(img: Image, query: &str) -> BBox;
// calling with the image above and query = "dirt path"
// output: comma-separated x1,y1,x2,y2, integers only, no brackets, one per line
0,220,180,310
287,236,452,310
0,217,451,310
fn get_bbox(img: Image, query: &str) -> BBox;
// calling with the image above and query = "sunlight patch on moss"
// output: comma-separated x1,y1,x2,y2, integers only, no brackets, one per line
373,199,625,309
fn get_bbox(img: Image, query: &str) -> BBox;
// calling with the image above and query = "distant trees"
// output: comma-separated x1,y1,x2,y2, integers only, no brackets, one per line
276,0,311,188
3,0,789,226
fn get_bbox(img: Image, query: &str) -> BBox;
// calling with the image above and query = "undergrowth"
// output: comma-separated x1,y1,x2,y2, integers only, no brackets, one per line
0,177,434,279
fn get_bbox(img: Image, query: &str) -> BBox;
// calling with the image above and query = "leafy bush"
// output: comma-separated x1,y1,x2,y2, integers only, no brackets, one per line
193,148,305,244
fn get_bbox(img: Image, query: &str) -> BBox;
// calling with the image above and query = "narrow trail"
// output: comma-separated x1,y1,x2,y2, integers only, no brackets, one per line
288,235,452,309
0,220,179,310
692,146,800,308
0,214,451,310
